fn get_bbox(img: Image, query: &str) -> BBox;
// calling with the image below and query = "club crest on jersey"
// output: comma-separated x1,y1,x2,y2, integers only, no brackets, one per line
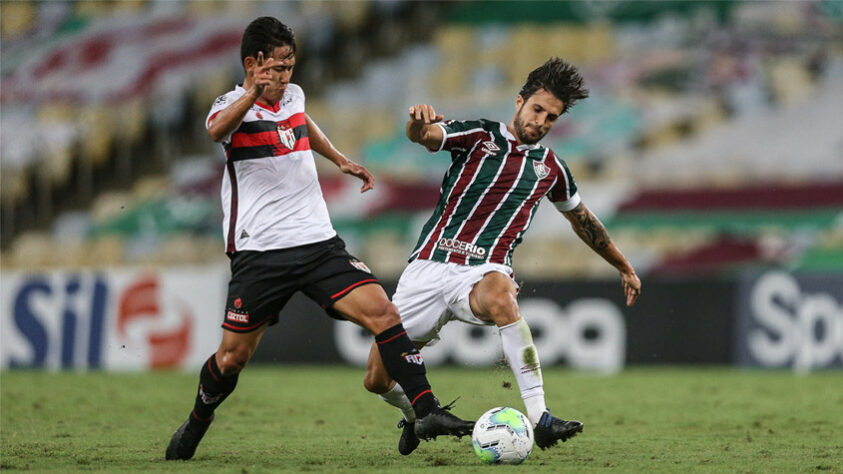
481,141,500,154
277,123,297,150
533,161,551,179
349,259,371,273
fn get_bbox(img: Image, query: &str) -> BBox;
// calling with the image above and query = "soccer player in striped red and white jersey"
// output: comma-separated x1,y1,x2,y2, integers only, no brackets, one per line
364,58,642,454
166,16,474,461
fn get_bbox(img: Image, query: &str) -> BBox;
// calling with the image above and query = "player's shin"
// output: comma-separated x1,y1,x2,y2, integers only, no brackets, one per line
378,383,416,422
192,354,239,421
499,318,547,426
375,324,436,417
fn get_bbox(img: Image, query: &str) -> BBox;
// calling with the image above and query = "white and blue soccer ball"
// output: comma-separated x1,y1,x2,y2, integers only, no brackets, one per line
472,406,534,464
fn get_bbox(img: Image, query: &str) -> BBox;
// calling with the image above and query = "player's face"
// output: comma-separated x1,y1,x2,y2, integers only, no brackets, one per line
261,45,296,103
513,89,564,145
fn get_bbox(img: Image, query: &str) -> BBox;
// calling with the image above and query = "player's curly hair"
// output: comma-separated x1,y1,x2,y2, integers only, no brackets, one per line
519,58,589,114
241,17,296,66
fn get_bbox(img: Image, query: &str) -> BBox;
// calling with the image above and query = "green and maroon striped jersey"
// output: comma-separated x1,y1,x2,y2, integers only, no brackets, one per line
410,119,581,267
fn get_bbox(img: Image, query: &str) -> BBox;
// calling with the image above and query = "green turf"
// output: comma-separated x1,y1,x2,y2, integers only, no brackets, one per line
2,366,841,473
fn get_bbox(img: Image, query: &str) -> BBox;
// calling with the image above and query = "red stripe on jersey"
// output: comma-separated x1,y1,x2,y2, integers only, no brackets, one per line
230,130,281,149
489,175,554,264
448,151,526,265
225,160,239,253
417,145,487,260
227,113,310,159
284,112,307,128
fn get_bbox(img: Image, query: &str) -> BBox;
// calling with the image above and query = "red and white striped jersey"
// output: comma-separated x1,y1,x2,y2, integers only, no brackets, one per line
410,119,581,266
207,84,336,252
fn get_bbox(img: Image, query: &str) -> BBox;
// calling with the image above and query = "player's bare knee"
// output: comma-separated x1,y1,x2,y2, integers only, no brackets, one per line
367,301,401,333
218,347,251,374
363,369,391,394
486,293,520,326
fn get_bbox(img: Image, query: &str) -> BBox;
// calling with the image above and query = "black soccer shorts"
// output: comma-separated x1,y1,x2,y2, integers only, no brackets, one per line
221,235,381,332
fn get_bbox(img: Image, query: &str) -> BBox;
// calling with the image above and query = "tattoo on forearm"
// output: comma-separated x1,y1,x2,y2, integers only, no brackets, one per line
569,204,610,251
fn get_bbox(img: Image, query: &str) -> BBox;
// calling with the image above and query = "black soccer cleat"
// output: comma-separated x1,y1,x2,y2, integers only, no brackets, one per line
413,400,475,441
533,410,583,450
165,414,213,460
397,419,420,455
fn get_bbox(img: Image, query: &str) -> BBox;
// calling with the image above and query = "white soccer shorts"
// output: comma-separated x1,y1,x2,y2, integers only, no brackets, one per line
393,259,518,344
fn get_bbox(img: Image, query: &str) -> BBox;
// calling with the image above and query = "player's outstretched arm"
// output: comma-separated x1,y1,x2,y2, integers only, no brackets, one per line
208,52,275,142
406,104,445,151
562,202,641,306
306,114,374,193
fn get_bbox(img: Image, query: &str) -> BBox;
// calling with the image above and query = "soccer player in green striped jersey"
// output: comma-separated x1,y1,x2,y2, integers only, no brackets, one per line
363,58,642,455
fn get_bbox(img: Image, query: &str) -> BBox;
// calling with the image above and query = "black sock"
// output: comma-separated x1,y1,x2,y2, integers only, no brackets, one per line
191,354,238,422
375,323,436,417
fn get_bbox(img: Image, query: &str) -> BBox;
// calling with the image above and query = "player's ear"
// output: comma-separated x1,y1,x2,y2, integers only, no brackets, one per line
243,56,256,71
515,94,524,109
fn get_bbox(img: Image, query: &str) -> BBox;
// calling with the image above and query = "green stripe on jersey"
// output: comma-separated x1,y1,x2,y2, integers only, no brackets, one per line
410,119,570,266
429,125,509,261
473,148,546,263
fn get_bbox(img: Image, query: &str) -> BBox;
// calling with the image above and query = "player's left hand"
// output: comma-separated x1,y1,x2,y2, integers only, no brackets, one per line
620,269,641,306
340,160,375,193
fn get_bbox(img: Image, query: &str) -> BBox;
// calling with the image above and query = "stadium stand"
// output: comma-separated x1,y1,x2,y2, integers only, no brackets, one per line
1,1,840,279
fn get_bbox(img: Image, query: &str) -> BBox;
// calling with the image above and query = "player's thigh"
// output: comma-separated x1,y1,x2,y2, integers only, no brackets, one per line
468,270,520,325
223,249,298,332
393,260,453,344
331,283,399,334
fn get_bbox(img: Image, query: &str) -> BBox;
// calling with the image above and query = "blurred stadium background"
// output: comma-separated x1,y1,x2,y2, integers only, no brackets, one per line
1,1,841,373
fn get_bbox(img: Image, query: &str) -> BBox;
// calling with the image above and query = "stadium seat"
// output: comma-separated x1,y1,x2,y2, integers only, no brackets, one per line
79,105,115,168
84,236,126,267
5,232,55,269
0,1,36,38
73,1,112,18
90,191,132,224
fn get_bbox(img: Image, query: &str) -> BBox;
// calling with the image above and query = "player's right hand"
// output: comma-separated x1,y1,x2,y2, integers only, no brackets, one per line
408,104,444,125
250,51,275,97
620,269,641,307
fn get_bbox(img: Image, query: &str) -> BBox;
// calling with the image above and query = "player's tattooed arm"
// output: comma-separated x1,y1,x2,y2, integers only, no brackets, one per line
406,104,445,151
563,202,610,251
563,202,642,306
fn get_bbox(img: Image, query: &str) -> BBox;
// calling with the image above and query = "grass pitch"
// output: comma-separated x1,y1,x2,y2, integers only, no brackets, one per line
2,366,841,473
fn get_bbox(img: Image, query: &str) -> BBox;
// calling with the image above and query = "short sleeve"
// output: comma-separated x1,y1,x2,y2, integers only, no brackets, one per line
432,119,487,153
206,93,232,130
547,153,581,212
286,83,305,108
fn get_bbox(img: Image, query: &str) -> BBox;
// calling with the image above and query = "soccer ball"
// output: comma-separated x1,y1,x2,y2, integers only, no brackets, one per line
472,406,534,464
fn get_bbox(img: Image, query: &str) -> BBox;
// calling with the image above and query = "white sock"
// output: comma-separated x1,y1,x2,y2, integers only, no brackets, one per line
499,318,547,426
378,382,416,423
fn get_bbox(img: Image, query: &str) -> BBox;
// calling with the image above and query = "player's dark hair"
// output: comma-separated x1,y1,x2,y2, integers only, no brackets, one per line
240,16,296,66
519,57,589,114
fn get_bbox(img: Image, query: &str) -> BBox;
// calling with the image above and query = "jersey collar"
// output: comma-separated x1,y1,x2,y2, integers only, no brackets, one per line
500,122,542,152
235,85,281,113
